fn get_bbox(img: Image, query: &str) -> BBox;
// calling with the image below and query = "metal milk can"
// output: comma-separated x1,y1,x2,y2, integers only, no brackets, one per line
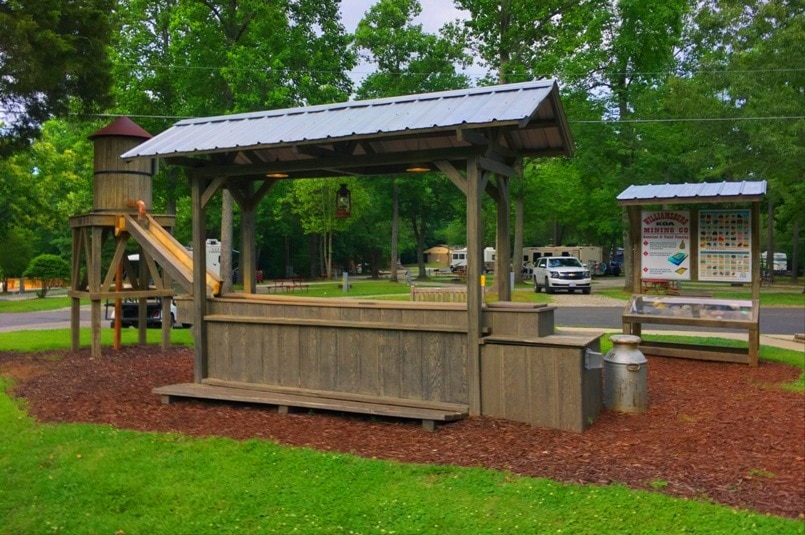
604,334,648,413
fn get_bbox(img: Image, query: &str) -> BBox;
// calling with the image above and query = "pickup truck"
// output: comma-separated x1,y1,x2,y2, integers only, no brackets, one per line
532,256,592,294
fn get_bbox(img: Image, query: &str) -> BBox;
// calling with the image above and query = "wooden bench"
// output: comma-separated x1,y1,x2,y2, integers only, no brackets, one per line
154,382,468,431
264,278,309,293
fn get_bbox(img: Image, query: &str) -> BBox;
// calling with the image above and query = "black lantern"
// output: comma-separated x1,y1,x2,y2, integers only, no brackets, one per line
336,183,351,219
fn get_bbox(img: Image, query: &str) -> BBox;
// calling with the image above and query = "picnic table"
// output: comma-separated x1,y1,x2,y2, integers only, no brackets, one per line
264,278,309,293
641,278,680,295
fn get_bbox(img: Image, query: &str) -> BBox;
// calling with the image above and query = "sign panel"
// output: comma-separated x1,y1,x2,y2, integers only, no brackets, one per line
640,210,691,280
698,209,751,282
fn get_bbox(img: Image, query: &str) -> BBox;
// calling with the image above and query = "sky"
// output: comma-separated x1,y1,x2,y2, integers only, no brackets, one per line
339,0,468,34
338,1,481,86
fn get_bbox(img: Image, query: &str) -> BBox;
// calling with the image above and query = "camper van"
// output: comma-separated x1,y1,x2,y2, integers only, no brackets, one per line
450,247,496,273
761,251,787,275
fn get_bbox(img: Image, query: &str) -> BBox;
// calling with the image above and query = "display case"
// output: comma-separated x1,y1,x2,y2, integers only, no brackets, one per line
622,295,760,366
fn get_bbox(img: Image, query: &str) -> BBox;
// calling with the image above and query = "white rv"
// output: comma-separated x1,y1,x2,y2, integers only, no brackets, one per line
522,246,603,272
450,247,496,273
761,251,787,274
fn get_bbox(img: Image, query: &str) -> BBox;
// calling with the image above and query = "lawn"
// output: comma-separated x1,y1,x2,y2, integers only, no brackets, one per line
0,373,801,534
0,328,803,533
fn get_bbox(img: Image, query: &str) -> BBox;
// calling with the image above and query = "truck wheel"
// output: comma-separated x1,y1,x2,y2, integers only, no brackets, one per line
545,278,555,294
582,287,591,294
533,278,541,292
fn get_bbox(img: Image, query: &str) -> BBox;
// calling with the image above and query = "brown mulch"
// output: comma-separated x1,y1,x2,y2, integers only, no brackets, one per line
1,346,804,519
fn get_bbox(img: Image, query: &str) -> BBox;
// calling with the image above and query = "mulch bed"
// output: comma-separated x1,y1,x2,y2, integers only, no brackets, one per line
1,346,803,519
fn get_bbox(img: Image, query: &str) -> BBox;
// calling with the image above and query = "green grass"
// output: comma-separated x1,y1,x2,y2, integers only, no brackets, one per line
0,377,801,534
0,295,87,313
0,324,803,531
595,283,805,307
0,327,194,352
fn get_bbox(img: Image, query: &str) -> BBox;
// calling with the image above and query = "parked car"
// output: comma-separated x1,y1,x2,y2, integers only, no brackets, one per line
105,299,184,328
533,256,592,294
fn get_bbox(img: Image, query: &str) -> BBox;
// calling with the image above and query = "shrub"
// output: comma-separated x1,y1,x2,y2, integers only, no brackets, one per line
22,254,69,298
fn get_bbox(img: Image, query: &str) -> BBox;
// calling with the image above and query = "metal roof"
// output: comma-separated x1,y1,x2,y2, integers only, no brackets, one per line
617,181,767,205
120,80,573,179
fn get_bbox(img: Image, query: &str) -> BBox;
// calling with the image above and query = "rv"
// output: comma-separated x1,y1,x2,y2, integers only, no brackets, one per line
450,247,496,273
761,251,787,275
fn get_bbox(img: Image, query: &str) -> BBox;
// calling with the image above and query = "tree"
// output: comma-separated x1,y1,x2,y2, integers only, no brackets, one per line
0,0,114,155
354,0,469,280
285,179,366,279
111,0,356,287
23,254,69,298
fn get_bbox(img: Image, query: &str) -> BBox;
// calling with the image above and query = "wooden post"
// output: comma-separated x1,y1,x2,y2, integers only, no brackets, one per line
495,174,511,301
90,227,103,358
191,173,209,383
751,201,761,302
466,157,484,415
628,206,642,294
240,189,257,295
70,227,81,351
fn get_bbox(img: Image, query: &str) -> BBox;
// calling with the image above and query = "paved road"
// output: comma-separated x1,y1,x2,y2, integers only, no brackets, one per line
1,303,803,336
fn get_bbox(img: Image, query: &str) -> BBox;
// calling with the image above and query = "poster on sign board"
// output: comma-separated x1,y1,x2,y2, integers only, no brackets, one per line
640,210,691,280
698,209,752,282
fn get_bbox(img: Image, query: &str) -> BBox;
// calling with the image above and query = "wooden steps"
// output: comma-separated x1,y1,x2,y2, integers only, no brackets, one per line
154,383,469,432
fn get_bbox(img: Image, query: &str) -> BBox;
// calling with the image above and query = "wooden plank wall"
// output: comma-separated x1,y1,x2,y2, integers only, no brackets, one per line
480,338,603,432
204,298,469,405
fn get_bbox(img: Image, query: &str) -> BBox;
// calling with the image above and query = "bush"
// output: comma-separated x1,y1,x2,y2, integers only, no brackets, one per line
22,254,69,298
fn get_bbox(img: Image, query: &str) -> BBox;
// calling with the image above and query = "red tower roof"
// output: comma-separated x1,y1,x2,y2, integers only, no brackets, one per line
89,116,152,140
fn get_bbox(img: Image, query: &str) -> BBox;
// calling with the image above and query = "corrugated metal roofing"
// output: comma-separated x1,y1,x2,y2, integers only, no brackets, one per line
121,80,566,160
617,181,767,204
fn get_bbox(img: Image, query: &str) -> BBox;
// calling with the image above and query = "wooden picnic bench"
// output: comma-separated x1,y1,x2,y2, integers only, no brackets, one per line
264,278,309,293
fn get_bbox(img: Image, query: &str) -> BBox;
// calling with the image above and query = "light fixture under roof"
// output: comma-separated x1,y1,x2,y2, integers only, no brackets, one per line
405,163,430,173
265,172,289,178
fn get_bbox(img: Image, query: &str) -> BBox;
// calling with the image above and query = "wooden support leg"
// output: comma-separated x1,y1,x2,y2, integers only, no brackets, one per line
421,419,437,432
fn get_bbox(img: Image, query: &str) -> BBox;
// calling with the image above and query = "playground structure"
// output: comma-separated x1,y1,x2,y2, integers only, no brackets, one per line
72,81,607,432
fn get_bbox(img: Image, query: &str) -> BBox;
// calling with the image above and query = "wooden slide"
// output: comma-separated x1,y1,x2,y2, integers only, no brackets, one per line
124,214,222,296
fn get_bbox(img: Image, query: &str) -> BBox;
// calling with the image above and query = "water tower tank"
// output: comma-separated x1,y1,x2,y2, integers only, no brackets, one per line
89,116,154,212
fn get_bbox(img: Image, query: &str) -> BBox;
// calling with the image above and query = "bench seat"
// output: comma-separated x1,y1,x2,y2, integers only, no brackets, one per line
154,382,469,431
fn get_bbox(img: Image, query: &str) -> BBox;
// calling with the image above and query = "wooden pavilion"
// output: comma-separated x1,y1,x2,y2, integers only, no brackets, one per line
77,81,605,431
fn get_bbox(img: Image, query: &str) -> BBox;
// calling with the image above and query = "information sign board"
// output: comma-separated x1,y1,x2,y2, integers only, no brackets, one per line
640,210,691,280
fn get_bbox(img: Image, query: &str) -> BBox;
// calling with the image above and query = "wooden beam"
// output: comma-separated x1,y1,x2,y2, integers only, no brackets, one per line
101,236,129,293
195,146,482,178
479,156,517,178
456,129,489,146
434,160,466,196
201,177,225,208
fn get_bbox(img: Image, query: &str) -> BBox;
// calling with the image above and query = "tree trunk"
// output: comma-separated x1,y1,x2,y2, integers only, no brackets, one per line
767,200,774,284
791,218,799,284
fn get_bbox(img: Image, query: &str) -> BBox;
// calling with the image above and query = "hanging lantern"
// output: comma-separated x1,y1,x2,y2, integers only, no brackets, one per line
336,183,351,219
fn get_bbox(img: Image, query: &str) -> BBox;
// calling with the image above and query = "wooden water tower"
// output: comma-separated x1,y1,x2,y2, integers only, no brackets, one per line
90,116,155,212
68,117,176,357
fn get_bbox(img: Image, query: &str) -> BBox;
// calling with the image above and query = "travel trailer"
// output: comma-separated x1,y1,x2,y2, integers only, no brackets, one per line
450,247,496,273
